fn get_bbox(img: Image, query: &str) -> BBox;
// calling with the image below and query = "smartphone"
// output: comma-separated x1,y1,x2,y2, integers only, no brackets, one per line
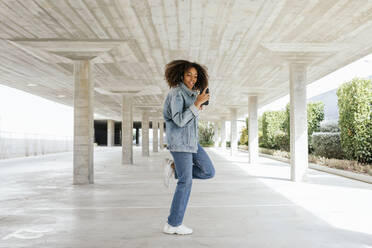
201,88,209,106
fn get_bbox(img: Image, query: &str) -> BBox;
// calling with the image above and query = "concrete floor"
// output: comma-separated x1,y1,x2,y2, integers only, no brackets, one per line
1,146,372,248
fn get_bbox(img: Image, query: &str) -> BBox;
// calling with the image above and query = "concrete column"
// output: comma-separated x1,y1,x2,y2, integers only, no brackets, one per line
73,60,94,185
289,63,308,182
153,120,159,152
15,40,124,185
221,118,226,149
230,109,238,156
248,96,259,164
141,110,150,156
259,42,343,182
214,121,219,148
121,95,133,164
107,119,115,147
159,120,164,150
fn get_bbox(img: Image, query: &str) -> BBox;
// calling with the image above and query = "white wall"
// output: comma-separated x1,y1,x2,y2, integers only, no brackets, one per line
0,85,74,159
0,131,73,159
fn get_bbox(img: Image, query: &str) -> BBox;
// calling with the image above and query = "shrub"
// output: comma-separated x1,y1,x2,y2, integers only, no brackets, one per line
258,115,263,132
319,120,340,132
262,111,286,149
337,78,372,164
275,131,290,152
258,131,265,148
307,102,325,152
283,103,290,136
198,121,215,145
239,117,249,146
239,127,248,146
200,141,214,147
312,132,343,159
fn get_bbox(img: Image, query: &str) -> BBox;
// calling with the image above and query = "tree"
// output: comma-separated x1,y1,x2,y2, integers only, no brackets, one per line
337,78,371,163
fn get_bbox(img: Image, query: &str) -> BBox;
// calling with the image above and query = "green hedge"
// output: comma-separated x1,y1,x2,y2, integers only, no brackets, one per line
337,78,372,164
262,111,286,149
312,132,343,159
239,128,248,146
307,102,325,151
241,102,324,154
239,118,248,146
258,130,265,148
200,141,214,147
275,131,290,152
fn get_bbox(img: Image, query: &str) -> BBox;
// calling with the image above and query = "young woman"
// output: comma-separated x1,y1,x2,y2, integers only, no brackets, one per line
162,60,215,235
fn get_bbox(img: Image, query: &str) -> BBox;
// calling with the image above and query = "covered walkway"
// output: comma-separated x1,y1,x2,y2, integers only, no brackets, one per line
1,147,371,247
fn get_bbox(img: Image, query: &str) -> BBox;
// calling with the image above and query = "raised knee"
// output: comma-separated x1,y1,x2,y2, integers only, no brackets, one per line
207,168,215,179
178,178,193,186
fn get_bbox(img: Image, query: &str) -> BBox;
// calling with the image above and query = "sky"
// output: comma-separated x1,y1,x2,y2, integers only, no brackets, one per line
0,87,74,138
0,53,371,138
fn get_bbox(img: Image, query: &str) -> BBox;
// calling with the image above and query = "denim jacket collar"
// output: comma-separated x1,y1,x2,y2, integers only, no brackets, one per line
180,82,197,97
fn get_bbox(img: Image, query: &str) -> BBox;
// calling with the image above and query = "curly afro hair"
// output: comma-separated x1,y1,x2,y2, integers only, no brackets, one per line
164,60,208,91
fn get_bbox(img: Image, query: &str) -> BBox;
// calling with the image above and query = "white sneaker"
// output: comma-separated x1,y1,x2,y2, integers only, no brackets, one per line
163,223,193,235
163,158,174,188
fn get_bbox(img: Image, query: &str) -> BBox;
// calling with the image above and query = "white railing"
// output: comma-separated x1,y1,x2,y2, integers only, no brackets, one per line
0,131,73,160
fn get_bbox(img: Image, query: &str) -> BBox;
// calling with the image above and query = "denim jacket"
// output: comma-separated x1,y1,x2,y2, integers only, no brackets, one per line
163,82,200,153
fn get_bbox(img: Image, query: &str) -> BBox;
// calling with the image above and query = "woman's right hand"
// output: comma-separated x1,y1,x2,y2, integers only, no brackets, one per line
194,87,210,108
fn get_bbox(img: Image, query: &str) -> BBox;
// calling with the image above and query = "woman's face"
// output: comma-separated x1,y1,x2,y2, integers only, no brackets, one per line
183,67,198,90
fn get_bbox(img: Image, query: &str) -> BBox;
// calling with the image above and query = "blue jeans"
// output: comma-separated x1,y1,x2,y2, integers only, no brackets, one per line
168,143,215,227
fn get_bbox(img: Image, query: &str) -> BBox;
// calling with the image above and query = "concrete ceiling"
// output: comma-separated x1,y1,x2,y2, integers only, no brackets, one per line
0,0,371,121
